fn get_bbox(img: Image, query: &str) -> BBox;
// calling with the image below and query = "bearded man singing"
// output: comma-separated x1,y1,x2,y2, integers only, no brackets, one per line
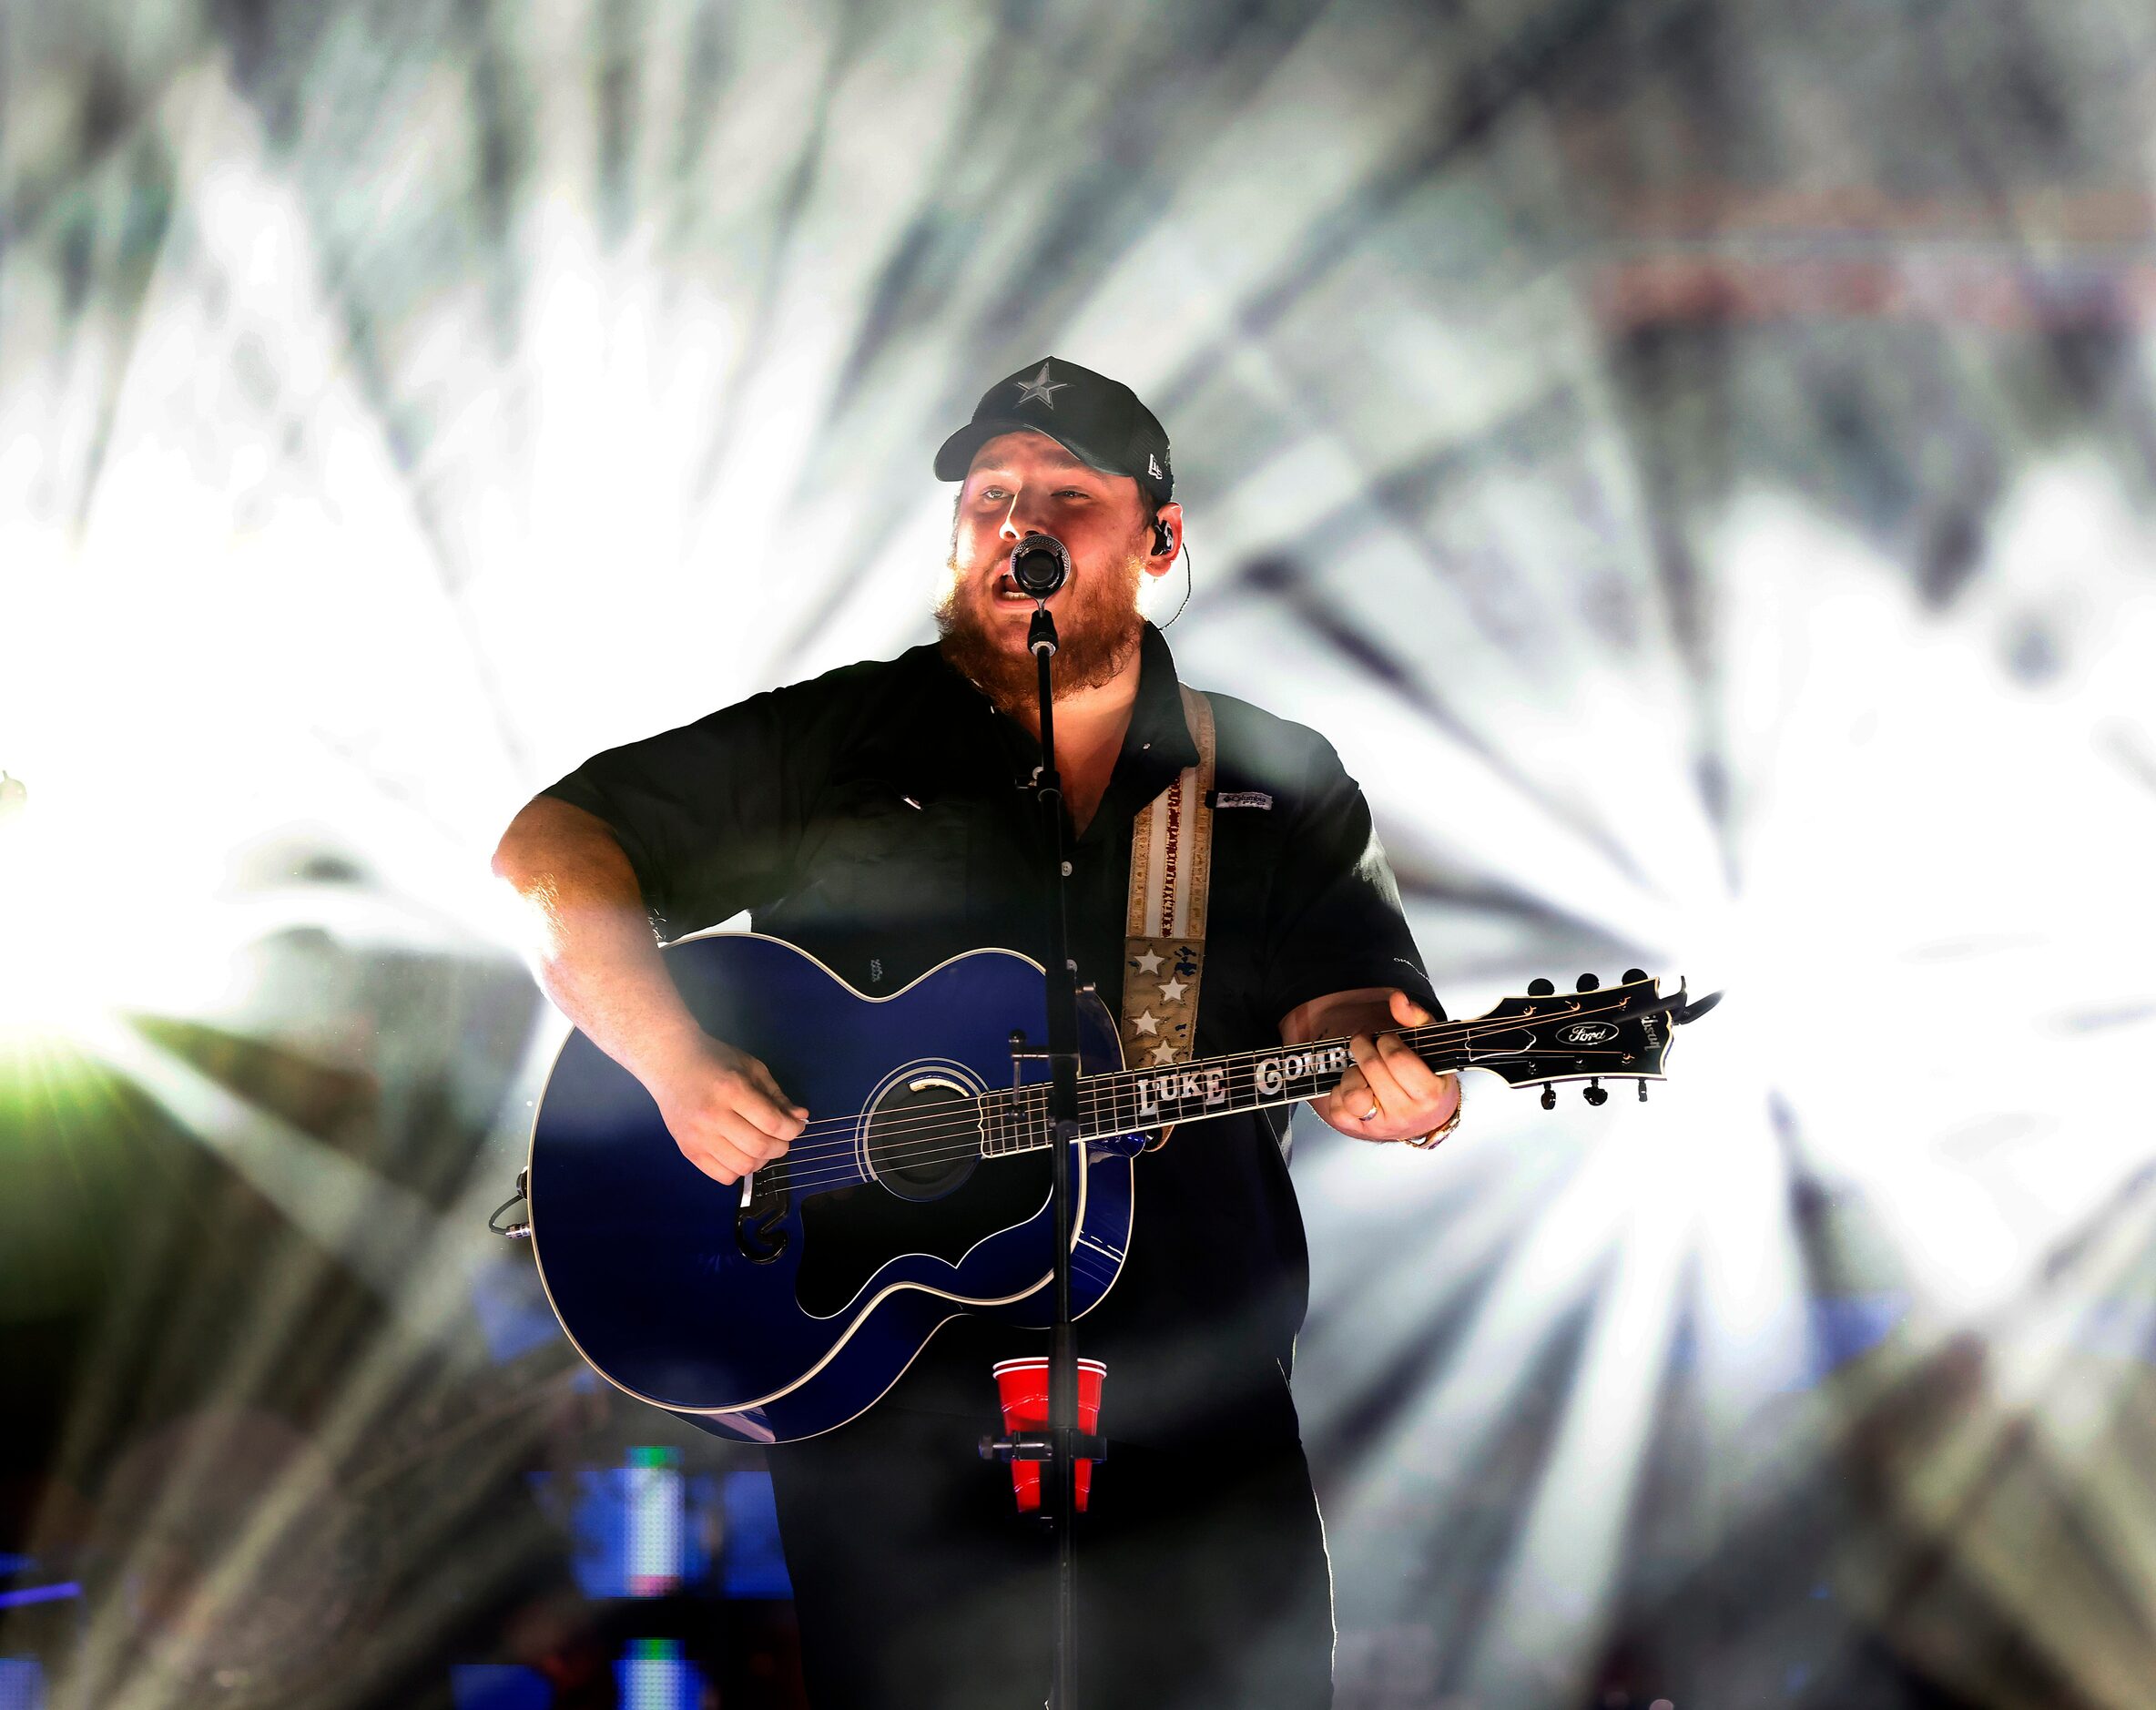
492,357,1460,1709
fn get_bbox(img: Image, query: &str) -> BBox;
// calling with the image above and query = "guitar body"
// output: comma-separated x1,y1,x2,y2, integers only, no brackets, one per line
526,931,1136,1443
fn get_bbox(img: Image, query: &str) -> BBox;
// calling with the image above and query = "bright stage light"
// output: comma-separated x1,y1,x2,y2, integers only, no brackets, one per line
0,786,252,1046
1681,484,2156,1312
0,799,112,1044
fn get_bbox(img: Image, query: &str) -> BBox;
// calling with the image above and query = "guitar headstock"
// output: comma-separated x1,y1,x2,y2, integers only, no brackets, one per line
1466,970,1717,1108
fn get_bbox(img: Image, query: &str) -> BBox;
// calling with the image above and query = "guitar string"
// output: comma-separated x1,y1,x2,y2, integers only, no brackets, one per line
752,991,1656,1165
770,1037,1642,1173
755,1041,1656,1198
744,998,1660,1188
754,986,1647,1144
750,1022,1660,1197
753,1013,1472,1145
750,987,1655,1164
749,1024,1626,1188
734,989,1654,1154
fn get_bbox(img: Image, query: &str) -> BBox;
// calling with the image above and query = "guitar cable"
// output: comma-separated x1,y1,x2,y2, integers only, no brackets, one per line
489,1168,531,1239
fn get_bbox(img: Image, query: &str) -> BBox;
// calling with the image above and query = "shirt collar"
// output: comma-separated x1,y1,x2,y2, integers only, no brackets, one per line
1125,621,1199,773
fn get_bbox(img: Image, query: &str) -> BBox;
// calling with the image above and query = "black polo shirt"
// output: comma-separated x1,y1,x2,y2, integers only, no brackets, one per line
542,622,1433,1448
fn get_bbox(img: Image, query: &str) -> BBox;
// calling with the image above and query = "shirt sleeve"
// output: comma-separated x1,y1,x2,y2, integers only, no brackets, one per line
1261,736,1442,1028
539,689,802,940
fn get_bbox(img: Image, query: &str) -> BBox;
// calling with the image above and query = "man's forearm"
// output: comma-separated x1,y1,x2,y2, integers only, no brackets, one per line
493,796,806,1184
491,796,704,1084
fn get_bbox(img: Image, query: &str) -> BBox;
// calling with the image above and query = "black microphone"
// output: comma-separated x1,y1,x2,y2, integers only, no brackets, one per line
1009,532,1071,597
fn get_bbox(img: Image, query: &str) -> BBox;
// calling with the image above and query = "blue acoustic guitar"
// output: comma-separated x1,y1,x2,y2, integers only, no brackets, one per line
522,931,1717,1443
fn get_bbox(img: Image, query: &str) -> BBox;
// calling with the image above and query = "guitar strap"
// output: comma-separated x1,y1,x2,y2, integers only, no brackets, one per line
1118,685,1215,1143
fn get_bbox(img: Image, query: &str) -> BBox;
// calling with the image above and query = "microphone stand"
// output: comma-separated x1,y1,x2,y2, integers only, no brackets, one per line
1025,590,1087,1710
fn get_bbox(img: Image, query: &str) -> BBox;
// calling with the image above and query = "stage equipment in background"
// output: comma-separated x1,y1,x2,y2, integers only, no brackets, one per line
67,1352,588,1710
84,1410,376,1710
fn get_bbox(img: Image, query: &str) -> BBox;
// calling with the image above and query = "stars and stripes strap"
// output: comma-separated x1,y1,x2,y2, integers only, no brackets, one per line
1119,687,1215,1131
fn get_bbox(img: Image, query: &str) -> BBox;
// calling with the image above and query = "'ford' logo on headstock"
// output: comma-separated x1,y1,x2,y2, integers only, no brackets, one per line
1558,1023,1618,1044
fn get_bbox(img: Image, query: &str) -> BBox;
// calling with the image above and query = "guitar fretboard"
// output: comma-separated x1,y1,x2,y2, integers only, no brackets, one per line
978,1024,1480,1155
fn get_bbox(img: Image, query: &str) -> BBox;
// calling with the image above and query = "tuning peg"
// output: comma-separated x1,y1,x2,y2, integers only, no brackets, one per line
1622,967,1647,985
1582,1078,1609,1107
1576,973,1600,992
1636,1079,1649,1103
1540,1084,1556,1111
1527,977,1555,997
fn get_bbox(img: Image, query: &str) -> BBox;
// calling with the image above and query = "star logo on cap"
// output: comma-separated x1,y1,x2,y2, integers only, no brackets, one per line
1012,362,1068,410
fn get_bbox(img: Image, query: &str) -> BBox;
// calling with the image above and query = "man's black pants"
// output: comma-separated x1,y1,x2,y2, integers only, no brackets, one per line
767,1404,1335,1709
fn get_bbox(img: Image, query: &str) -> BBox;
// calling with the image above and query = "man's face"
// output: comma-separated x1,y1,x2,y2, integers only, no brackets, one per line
935,431,1165,708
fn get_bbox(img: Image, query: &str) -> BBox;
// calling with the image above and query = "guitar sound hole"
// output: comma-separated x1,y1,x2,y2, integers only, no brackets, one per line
864,1078,976,1203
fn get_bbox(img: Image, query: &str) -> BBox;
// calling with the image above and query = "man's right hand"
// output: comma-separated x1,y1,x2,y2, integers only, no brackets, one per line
641,1033,809,1186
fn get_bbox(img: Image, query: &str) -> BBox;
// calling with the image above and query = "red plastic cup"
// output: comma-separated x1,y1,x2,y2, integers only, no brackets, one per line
992,1357,1106,1514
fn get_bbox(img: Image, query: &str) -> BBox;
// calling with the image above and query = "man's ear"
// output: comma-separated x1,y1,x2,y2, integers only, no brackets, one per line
1144,502,1185,575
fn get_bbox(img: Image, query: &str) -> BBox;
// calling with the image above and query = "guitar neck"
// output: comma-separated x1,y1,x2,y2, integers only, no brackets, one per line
980,1023,1474,1155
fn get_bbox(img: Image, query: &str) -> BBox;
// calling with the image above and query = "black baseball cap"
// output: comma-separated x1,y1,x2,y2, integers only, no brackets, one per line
934,357,1174,503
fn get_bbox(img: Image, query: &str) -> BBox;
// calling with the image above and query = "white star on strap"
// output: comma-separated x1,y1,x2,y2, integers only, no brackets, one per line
1132,1010,1160,1035
1158,977,1188,1003
1148,1042,1178,1065
1133,950,1163,974
1012,361,1068,409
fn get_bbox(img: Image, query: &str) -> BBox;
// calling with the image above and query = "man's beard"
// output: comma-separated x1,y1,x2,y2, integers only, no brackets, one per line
935,549,1147,713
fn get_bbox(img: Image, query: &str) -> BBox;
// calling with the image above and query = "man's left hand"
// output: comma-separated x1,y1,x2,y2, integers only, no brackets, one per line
1315,989,1461,1145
